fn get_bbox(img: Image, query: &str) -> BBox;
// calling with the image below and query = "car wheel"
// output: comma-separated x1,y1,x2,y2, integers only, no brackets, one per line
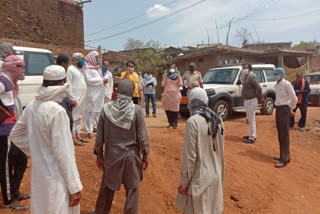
213,100,229,120
261,97,274,115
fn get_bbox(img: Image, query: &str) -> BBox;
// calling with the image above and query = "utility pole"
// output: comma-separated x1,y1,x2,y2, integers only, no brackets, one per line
215,20,220,45
226,17,234,46
98,45,102,68
205,26,210,44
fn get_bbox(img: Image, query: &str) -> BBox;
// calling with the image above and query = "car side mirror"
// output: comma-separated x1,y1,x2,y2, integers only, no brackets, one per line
237,79,241,85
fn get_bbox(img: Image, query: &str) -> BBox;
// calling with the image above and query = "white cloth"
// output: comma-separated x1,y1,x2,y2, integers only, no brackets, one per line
9,97,83,214
189,87,208,104
85,111,100,133
67,65,88,121
73,117,82,136
274,79,298,110
84,67,105,113
244,98,258,140
103,70,113,100
176,114,224,214
104,96,112,103
43,65,66,81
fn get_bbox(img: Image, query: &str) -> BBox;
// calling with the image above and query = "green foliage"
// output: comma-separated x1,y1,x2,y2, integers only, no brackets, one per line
292,40,318,51
133,49,167,75
124,38,161,50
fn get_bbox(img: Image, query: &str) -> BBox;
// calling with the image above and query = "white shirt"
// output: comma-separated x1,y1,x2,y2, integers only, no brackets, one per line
10,99,83,214
274,78,298,110
103,70,113,99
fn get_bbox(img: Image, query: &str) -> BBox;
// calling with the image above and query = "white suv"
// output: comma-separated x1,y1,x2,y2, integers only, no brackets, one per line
305,71,320,106
180,64,277,120
14,46,55,107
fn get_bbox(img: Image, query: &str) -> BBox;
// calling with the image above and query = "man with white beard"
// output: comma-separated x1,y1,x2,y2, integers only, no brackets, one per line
10,65,83,214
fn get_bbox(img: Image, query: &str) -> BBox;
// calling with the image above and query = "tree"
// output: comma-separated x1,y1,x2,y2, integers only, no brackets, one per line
235,28,251,47
124,39,144,50
124,39,161,50
292,40,318,51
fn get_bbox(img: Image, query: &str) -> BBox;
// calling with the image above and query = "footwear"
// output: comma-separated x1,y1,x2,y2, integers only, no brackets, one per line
274,162,287,168
93,128,97,133
3,200,28,211
153,113,157,118
145,114,149,118
16,193,31,201
242,138,256,144
243,136,249,139
173,123,178,129
90,211,96,214
74,141,85,146
79,138,89,143
273,157,290,163
87,133,95,139
167,124,172,128
299,127,304,131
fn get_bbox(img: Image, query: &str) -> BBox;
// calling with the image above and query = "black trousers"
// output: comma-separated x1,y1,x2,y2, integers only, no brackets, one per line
290,103,307,128
0,136,27,205
275,106,291,163
132,97,139,105
165,111,179,125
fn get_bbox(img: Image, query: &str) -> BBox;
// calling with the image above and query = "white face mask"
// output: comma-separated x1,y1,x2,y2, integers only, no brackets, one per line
169,68,175,73
241,69,249,76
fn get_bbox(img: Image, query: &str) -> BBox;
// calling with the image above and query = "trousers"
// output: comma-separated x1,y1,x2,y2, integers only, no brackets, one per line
72,117,82,137
85,112,100,133
244,98,258,140
95,184,140,214
165,111,179,125
0,136,27,205
290,103,307,128
276,105,291,163
145,94,156,115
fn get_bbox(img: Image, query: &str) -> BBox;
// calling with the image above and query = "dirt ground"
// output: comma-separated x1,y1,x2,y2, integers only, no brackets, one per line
1,104,320,214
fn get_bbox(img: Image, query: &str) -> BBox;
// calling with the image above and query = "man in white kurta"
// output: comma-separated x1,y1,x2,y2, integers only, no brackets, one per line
83,51,106,138
9,65,83,214
176,87,224,214
67,53,88,145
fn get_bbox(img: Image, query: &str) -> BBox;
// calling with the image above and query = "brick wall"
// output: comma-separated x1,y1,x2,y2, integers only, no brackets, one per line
310,55,320,72
0,38,92,59
0,0,84,48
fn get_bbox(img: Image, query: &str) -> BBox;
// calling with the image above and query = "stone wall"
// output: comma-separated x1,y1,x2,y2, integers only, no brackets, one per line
0,0,84,48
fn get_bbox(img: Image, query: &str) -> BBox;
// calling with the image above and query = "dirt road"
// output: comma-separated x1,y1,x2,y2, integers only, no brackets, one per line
1,105,320,214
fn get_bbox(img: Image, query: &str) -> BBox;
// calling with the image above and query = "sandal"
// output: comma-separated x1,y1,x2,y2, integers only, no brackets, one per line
74,141,85,146
3,200,28,211
78,137,89,143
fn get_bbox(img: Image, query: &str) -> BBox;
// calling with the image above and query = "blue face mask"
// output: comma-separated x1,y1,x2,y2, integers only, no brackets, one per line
78,60,85,68
97,59,101,64
102,65,108,75
274,75,281,81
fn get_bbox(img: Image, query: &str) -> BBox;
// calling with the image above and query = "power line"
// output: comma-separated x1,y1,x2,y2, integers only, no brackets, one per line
86,0,207,44
85,0,179,37
245,8,320,21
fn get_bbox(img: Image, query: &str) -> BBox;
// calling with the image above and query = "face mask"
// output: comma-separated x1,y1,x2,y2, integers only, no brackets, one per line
78,60,85,68
97,59,100,64
274,75,281,81
102,65,108,72
146,74,152,79
241,69,249,76
169,68,175,73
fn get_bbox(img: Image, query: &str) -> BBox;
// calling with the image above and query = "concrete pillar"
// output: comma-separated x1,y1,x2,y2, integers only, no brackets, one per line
277,54,284,67
306,56,310,74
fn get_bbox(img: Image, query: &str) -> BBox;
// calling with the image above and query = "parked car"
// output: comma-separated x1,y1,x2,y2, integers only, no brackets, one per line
180,64,277,120
305,71,320,106
14,46,55,107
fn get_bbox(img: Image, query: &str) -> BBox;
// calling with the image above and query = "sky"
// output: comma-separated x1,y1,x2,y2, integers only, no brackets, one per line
82,0,320,51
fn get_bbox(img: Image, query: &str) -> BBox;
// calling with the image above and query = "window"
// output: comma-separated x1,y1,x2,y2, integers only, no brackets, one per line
203,69,239,85
264,68,277,82
26,52,53,76
305,75,320,84
252,69,265,83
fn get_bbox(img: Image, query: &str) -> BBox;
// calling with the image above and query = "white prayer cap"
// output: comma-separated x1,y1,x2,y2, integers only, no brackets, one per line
43,65,66,81
72,52,82,59
189,87,208,104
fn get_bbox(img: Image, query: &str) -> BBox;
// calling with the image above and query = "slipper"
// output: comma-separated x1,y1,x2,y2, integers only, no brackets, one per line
87,134,95,139
74,141,85,146
79,138,89,143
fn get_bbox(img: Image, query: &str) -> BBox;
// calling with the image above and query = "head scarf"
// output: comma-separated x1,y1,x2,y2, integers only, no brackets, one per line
167,63,178,80
72,53,85,67
188,87,222,138
104,79,136,130
84,51,99,70
0,42,15,60
1,55,25,98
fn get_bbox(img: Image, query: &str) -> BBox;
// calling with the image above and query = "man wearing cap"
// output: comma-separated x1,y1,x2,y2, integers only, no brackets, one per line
67,53,88,146
273,67,297,168
182,62,204,97
10,65,83,213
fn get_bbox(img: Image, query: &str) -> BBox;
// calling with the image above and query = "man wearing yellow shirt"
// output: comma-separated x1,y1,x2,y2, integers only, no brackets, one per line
121,60,141,104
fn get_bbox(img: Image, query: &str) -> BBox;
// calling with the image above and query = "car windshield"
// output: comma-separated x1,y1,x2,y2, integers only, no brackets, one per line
203,68,239,84
305,75,320,84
